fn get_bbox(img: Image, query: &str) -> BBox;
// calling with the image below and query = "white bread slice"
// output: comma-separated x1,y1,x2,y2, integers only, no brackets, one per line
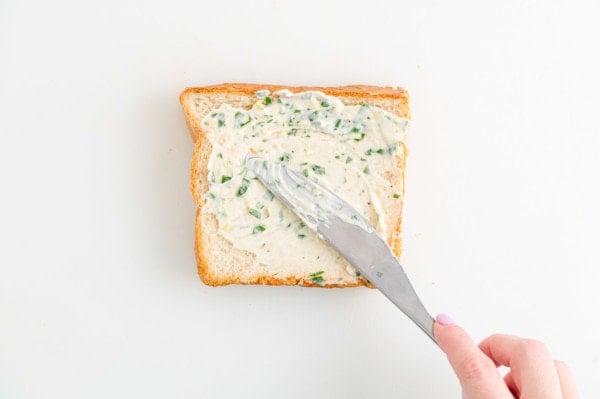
180,83,410,287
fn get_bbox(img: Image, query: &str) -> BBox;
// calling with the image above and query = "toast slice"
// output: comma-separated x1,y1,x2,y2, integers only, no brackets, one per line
180,83,410,287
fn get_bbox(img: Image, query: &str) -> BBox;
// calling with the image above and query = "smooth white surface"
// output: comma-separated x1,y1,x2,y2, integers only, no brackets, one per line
1,0,599,397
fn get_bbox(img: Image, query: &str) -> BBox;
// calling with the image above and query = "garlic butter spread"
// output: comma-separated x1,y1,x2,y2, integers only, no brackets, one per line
202,90,408,284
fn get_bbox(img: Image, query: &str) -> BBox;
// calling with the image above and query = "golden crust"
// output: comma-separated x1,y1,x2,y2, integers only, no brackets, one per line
182,83,410,288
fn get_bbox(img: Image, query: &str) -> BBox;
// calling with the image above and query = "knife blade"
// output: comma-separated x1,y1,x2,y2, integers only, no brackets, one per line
246,156,436,343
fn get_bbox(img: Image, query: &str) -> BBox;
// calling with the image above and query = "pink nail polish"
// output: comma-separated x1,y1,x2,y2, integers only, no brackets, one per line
436,313,455,326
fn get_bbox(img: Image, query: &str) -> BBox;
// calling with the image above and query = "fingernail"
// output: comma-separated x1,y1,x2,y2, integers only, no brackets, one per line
436,313,455,326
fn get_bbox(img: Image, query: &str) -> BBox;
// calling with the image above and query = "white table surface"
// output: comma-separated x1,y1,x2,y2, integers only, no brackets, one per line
1,0,599,398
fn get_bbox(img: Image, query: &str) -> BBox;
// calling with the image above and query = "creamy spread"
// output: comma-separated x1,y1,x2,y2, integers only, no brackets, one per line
202,90,408,283
245,156,375,234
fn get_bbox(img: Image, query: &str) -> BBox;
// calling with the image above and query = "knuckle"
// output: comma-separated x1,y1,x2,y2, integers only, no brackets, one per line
519,338,548,355
458,355,494,380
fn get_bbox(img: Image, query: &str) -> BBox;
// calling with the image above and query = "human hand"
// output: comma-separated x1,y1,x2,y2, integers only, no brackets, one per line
433,314,579,399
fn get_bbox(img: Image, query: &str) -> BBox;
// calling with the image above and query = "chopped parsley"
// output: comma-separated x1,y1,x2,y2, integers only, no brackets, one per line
354,133,366,141
393,193,401,199
216,153,223,159
265,96,272,105
345,156,353,164
376,148,385,155
221,175,232,183
311,164,325,175
206,192,216,199
216,113,225,128
310,271,325,286
234,111,251,127
302,169,309,177
297,234,306,239
334,119,342,130
365,148,373,156
321,100,330,107
279,153,291,162
249,208,261,219
363,166,370,174
236,178,250,197
207,171,216,183
252,224,266,234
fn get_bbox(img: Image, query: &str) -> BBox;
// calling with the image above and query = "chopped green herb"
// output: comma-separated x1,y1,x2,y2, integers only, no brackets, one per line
345,156,353,164
302,169,309,177
363,166,370,174
310,271,325,286
287,129,298,136
249,208,261,219
354,133,366,141
216,113,226,127
294,109,301,113
298,234,306,239
264,190,275,201
210,112,217,117
221,175,232,183
365,148,373,156
308,110,319,122
311,164,325,175
321,100,329,107
335,155,341,159
360,157,367,162
376,148,385,155
208,171,216,183
279,153,291,162
252,224,266,234
234,111,251,127
216,153,223,159
265,96,272,105
355,271,361,277
206,192,216,199
334,119,342,130
236,178,250,197
351,127,360,133
256,201,265,209
393,193,401,199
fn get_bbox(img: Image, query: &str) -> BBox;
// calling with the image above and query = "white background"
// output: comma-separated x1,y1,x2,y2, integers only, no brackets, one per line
1,0,599,398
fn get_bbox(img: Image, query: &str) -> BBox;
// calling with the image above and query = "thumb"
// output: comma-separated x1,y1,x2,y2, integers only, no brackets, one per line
434,314,513,399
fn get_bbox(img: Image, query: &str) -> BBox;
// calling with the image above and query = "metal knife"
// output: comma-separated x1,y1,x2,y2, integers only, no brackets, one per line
246,157,436,344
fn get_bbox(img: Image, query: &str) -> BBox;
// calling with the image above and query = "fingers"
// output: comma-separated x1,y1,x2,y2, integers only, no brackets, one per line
554,360,580,399
478,334,563,399
503,372,519,397
433,314,513,399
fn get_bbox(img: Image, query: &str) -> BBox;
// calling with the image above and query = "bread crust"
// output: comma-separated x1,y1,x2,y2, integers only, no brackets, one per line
181,83,410,287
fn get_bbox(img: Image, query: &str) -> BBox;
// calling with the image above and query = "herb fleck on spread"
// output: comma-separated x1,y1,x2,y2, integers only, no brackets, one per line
236,178,250,197
249,208,261,219
310,271,325,286
252,224,266,234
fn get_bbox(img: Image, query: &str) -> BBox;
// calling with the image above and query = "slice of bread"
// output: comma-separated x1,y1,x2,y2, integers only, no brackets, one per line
180,83,410,287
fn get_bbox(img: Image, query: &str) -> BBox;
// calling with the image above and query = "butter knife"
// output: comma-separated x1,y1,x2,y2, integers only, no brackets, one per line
246,157,436,344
